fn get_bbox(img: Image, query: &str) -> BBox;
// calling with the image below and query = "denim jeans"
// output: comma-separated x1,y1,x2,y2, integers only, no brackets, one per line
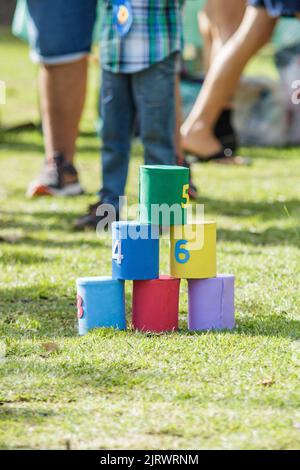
100,53,177,209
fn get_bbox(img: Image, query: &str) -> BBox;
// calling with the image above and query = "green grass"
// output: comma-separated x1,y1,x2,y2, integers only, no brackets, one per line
0,30,300,450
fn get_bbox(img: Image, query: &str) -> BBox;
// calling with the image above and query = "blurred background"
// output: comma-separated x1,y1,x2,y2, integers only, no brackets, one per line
1,0,300,145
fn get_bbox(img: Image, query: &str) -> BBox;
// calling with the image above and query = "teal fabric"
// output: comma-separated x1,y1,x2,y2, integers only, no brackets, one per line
12,0,29,41
182,0,205,47
273,17,300,49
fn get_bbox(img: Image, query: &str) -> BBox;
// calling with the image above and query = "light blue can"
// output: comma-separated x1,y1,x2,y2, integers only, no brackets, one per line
76,276,126,335
112,221,159,281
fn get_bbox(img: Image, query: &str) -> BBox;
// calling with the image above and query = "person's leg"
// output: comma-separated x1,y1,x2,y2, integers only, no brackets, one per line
26,0,97,196
40,58,88,165
198,1,246,73
205,0,246,114
100,71,135,209
198,7,214,73
197,0,246,158
74,70,135,229
133,54,177,166
175,74,183,161
175,74,199,199
208,0,246,60
181,6,277,158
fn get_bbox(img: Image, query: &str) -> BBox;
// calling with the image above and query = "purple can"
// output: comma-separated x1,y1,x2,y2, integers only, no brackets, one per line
188,275,235,331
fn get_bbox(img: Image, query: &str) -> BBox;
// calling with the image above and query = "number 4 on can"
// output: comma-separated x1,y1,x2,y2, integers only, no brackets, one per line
112,240,124,265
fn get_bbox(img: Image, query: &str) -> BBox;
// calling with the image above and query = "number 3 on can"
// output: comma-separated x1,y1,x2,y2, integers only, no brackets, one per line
77,295,84,319
181,184,189,209
175,239,190,264
112,240,124,265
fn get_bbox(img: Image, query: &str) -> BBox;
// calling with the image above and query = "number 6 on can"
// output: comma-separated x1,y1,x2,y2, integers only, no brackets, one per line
175,239,190,264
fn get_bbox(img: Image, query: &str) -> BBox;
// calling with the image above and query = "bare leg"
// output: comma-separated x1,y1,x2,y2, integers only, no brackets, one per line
175,74,184,160
209,0,246,53
175,74,199,198
198,8,213,73
181,6,277,157
39,56,88,165
199,1,246,72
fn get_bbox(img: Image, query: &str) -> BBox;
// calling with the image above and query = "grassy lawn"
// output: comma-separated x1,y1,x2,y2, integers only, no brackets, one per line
0,30,300,450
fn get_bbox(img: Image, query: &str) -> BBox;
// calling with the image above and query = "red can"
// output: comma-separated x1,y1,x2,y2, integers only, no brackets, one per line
132,275,180,333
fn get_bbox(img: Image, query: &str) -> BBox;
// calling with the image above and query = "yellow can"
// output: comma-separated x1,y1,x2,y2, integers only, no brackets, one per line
170,222,217,279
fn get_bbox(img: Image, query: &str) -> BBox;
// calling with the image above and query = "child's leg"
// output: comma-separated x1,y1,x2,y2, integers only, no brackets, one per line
100,69,135,209
132,54,177,166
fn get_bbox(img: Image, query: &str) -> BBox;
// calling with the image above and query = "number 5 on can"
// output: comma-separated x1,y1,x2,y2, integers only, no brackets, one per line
181,184,189,209
112,240,124,265
175,239,190,264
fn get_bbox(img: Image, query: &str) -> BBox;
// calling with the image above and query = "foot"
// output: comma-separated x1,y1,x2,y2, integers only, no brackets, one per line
27,152,84,197
181,121,223,159
182,122,250,166
74,200,119,231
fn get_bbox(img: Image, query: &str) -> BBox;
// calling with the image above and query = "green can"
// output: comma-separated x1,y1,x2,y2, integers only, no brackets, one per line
139,165,190,226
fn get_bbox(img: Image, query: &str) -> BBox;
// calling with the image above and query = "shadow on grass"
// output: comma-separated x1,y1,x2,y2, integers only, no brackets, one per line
198,196,300,222
1,204,300,247
218,227,300,247
0,209,91,236
179,315,300,341
0,209,78,231
0,140,45,155
1,235,105,250
2,225,298,249
235,315,300,340
1,284,299,340
0,251,56,266
0,128,100,155
0,406,56,420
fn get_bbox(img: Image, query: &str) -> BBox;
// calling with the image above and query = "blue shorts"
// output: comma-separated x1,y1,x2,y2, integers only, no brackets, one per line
27,0,98,64
248,0,300,17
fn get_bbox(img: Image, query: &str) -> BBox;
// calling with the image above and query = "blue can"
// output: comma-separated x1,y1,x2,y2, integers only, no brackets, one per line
112,222,159,280
76,276,126,335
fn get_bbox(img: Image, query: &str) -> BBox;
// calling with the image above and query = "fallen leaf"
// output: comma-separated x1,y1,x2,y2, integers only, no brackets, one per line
0,234,22,244
65,439,71,450
259,378,275,387
42,342,59,353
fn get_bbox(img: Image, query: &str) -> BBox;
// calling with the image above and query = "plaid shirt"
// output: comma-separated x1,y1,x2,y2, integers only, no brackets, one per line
100,0,184,73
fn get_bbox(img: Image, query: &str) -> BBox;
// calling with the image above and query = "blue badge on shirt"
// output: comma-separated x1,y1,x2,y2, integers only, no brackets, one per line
112,0,133,38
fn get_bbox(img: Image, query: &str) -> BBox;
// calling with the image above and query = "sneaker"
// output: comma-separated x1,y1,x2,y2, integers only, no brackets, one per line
27,152,84,197
74,200,119,231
